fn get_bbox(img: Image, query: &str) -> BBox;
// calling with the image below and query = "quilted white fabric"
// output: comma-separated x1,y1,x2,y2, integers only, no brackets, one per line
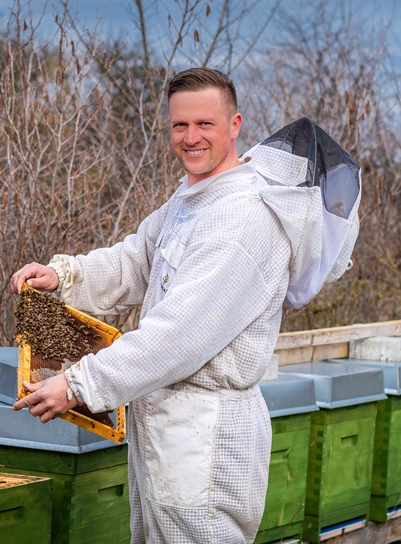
52,160,291,543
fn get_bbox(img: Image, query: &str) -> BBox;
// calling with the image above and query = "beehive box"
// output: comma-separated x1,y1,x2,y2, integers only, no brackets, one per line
255,374,318,543
333,357,401,521
279,360,387,409
255,413,312,543
279,360,385,542
302,402,377,542
370,395,401,521
0,472,52,543
0,444,130,544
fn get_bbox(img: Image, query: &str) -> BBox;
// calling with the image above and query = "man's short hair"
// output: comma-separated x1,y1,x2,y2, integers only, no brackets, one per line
168,67,238,116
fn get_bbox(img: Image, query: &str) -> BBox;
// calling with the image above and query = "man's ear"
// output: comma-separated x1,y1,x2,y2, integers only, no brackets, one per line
231,112,242,139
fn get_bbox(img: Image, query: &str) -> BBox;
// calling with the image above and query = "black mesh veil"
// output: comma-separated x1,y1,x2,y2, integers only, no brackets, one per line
259,117,360,219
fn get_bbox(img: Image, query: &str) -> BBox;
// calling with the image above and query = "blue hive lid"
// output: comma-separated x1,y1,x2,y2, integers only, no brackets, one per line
259,373,319,417
279,360,387,408
332,357,401,396
0,402,126,453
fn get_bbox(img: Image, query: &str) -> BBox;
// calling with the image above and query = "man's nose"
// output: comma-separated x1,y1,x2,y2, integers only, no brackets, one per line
184,125,201,145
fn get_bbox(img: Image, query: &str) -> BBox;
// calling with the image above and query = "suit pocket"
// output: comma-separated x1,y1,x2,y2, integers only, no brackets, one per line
145,388,219,507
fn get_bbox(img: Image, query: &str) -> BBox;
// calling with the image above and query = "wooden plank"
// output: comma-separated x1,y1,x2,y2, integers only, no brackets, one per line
275,320,401,365
312,321,401,346
276,342,349,366
302,517,401,543
276,320,401,351
312,342,349,361
275,331,313,350
275,345,313,366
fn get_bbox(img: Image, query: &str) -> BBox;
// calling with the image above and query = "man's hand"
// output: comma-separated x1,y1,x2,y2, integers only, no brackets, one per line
10,262,59,294
13,374,78,423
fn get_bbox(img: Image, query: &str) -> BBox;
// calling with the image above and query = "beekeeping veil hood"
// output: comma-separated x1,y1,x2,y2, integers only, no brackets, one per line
242,117,361,309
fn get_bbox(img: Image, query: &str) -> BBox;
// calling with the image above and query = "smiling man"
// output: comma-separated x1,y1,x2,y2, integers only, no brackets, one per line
11,67,291,544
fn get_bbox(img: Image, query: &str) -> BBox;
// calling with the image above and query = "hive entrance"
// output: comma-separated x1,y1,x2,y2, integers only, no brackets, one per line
16,285,126,443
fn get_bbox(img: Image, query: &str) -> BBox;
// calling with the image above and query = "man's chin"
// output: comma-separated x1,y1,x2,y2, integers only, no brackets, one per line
181,164,209,178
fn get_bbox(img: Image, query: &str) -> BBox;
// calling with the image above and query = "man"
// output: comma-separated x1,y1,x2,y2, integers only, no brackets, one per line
11,67,291,544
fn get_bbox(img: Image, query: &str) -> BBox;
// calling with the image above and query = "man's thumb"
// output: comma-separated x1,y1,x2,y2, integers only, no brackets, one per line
22,380,43,392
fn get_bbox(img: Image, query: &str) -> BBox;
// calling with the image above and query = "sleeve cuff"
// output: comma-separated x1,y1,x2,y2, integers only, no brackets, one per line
64,369,84,403
47,255,75,295
64,360,108,413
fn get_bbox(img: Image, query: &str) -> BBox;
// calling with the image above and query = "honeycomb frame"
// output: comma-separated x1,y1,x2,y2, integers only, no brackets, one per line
17,292,126,444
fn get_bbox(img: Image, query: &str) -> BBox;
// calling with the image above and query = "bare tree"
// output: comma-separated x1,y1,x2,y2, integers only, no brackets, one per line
0,0,281,344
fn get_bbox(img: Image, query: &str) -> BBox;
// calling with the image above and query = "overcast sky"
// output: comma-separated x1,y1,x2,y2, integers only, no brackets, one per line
0,0,399,38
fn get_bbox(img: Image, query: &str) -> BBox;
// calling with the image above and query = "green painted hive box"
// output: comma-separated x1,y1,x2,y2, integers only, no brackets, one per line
370,395,401,521
333,358,401,522
0,472,52,544
0,444,130,544
256,374,318,543
279,360,387,543
255,412,311,543
302,402,377,542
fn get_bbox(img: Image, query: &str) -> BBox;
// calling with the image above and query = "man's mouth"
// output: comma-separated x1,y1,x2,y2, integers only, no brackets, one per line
184,149,206,156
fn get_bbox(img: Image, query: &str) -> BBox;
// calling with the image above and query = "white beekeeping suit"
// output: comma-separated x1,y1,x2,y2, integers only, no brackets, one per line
49,160,292,544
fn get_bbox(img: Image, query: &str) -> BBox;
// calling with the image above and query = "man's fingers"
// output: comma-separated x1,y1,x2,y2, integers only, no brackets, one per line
25,275,56,291
13,395,31,411
39,410,58,424
10,263,59,294
10,263,39,293
10,273,27,294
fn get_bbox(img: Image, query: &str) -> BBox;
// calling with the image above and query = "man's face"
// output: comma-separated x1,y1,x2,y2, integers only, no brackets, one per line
169,88,242,186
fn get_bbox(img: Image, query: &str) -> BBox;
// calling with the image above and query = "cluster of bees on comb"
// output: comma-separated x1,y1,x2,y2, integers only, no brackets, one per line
15,286,100,363
15,286,115,428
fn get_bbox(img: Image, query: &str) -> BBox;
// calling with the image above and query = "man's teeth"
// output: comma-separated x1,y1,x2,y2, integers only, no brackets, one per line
186,149,204,155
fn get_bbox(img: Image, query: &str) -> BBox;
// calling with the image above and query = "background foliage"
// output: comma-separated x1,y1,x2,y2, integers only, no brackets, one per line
1,0,400,344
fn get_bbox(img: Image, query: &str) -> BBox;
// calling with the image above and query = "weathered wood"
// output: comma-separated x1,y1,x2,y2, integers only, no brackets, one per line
276,332,313,350
275,320,401,366
276,320,401,350
276,343,349,366
275,345,314,366
312,343,349,361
